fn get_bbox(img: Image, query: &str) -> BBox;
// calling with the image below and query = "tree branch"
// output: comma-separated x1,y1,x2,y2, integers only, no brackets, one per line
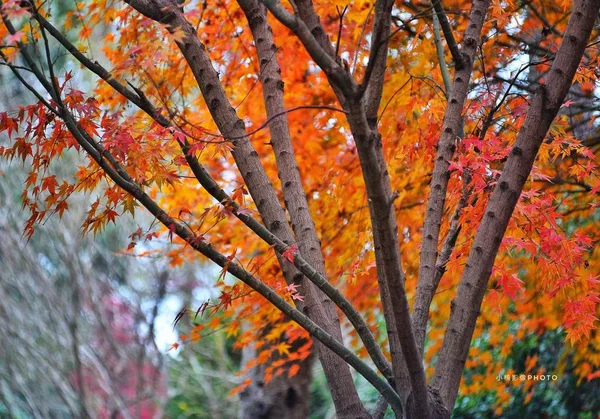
413,0,491,357
431,0,464,69
14,61,402,408
265,0,434,413
65,105,403,413
432,11,452,96
293,0,336,57
363,0,394,121
433,0,600,410
433,171,471,286
236,3,392,414
33,1,377,415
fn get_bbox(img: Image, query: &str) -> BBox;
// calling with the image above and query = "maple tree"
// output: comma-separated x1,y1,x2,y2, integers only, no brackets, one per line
1,0,599,417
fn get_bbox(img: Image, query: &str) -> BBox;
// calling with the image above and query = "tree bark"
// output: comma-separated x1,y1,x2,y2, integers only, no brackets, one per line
30,4,395,412
433,0,600,411
413,0,491,356
238,336,312,419
261,0,433,415
236,0,359,415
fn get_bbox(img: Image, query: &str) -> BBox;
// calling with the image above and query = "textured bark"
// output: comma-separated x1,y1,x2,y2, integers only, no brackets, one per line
291,0,353,105
413,0,491,356
294,0,336,57
33,3,390,393
263,0,432,415
32,8,395,411
346,103,429,418
9,67,399,410
263,1,355,99
432,0,600,411
362,1,416,414
363,0,394,122
237,0,368,416
431,0,463,69
7,0,592,417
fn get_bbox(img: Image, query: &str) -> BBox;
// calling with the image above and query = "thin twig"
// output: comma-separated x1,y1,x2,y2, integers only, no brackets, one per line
431,0,464,68
335,5,348,58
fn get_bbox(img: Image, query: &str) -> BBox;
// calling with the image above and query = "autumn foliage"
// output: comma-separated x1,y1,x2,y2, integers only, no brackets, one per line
1,0,599,417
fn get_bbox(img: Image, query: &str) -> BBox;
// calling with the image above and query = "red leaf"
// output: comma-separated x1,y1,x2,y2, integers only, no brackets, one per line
282,245,298,263
168,223,176,242
288,364,300,378
179,207,193,218
561,99,575,108
497,272,524,300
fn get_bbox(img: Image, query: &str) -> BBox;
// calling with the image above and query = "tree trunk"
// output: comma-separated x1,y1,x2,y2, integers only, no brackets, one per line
433,0,600,410
238,344,312,419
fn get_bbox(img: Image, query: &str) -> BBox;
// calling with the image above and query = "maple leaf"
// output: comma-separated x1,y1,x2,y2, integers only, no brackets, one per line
129,227,143,241
217,264,229,283
276,342,291,356
288,364,300,378
219,290,233,310
178,207,193,218
168,223,176,242
4,30,23,44
285,283,300,293
448,161,463,173
227,249,238,261
282,245,298,263
173,130,187,143
561,99,575,108
2,0,32,18
291,293,305,302
209,316,221,329
190,234,207,247
497,272,524,300
194,301,209,319
104,209,119,224
186,141,204,155
226,321,240,338
587,275,600,287
55,200,69,218
230,379,252,396
145,232,159,242
173,28,188,43
587,370,600,381
41,175,58,195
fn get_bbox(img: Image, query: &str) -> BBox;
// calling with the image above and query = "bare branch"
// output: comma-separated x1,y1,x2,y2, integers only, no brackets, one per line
431,0,464,69
432,11,452,96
